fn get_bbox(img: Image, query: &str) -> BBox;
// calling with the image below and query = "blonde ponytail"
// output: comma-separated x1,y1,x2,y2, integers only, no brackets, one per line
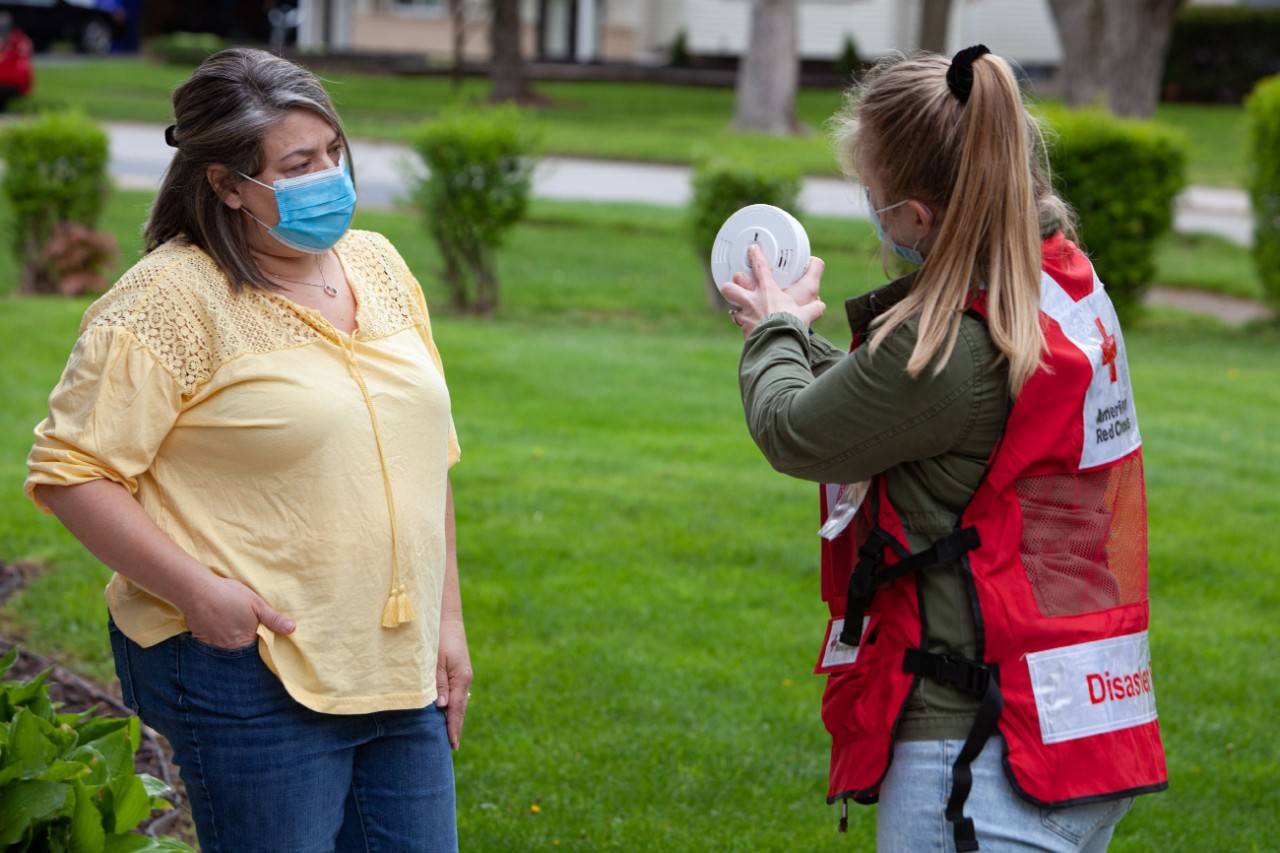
833,51,1057,397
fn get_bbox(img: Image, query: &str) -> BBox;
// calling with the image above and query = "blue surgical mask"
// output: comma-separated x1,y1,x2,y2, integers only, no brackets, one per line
239,158,357,253
865,187,924,265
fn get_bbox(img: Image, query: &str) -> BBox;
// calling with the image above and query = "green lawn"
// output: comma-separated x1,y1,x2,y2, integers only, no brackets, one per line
1153,230,1263,302
2,191,1277,849
23,57,1248,187
1152,102,1249,190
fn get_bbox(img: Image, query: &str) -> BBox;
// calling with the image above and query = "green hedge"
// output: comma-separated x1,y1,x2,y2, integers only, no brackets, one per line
144,32,228,68
1043,109,1188,322
0,111,110,295
1246,75,1280,314
410,107,538,315
1162,7,1280,104
689,159,801,309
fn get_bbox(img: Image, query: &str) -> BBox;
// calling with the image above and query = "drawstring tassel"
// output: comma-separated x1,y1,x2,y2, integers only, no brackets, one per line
381,585,416,627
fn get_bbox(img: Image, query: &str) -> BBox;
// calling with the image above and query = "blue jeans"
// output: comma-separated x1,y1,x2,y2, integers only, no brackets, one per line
107,614,457,853
876,736,1133,852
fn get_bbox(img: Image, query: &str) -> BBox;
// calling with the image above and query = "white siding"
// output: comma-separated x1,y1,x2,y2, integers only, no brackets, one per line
948,0,1062,66
624,0,1067,65
799,0,900,58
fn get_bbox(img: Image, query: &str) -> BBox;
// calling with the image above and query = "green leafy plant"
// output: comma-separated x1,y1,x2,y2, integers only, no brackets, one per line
0,648,192,852
0,112,110,295
143,32,228,68
409,107,538,314
1245,74,1280,315
689,159,801,309
1041,108,1188,323
1162,7,1280,104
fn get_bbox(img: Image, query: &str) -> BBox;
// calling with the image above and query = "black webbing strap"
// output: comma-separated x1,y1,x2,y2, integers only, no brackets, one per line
838,528,892,644
838,526,981,647
902,649,1004,852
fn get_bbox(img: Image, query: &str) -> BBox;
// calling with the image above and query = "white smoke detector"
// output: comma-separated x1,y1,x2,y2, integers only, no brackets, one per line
710,204,811,291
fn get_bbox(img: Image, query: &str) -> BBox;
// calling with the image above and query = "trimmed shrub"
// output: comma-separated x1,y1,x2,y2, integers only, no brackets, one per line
1162,7,1280,104
1246,74,1280,314
670,30,691,68
1042,108,1188,322
0,648,193,851
689,159,801,309
0,111,111,295
835,35,862,82
410,107,538,314
144,32,228,68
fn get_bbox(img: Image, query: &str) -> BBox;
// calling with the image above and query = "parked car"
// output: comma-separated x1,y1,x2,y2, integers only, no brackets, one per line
0,13,33,109
0,0,123,55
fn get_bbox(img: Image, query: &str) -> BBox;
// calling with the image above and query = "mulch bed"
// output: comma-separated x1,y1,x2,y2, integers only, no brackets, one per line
0,560,198,846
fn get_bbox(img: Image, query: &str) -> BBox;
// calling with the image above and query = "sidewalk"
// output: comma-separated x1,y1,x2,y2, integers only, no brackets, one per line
105,121,1253,245
106,121,1266,325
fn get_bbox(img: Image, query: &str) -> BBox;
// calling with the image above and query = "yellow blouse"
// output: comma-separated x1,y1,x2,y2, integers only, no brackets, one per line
25,229,460,715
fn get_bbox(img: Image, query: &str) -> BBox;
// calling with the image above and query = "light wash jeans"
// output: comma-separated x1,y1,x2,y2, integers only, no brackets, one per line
876,736,1134,853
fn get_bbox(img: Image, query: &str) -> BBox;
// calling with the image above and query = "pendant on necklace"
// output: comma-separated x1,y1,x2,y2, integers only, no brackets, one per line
323,284,338,297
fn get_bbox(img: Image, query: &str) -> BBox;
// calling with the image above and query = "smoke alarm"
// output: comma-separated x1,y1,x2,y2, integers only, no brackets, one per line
710,204,811,291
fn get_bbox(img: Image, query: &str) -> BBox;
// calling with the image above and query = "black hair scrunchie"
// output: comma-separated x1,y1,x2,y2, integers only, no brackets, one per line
164,124,179,148
946,44,991,104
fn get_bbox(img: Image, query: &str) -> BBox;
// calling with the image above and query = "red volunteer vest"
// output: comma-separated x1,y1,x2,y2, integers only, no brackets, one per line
815,235,1167,849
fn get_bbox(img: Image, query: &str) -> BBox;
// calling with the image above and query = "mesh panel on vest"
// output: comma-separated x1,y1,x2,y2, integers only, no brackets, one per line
1015,455,1147,617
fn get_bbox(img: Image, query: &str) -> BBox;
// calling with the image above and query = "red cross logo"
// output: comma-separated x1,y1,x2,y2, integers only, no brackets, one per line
1094,317,1118,383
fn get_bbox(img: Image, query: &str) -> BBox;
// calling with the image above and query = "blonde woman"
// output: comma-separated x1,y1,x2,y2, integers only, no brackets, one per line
26,49,470,851
722,47,1165,851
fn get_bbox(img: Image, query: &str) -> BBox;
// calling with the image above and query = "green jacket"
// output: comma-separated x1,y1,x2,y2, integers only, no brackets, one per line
739,276,1010,740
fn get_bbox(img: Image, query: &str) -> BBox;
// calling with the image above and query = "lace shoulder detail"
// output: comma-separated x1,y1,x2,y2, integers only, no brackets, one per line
82,241,320,397
339,229,428,337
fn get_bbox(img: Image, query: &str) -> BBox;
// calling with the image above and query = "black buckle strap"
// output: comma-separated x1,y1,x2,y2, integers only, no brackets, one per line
888,526,981,577
904,649,1004,851
901,648,991,694
837,527,981,647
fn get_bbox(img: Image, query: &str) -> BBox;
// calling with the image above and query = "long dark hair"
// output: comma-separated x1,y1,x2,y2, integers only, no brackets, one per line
145,47,355,292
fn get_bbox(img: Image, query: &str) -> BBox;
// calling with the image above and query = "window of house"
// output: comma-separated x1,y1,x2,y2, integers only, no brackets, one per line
389,0,444,11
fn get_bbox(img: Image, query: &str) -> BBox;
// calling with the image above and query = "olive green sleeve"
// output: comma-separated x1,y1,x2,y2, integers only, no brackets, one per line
805,330,846,377
738,312,987,483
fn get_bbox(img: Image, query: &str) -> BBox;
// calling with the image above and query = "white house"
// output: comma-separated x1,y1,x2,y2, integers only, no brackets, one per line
294,0,1246,69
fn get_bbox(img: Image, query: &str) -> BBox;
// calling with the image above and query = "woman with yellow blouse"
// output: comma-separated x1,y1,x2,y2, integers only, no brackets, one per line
24,48,469,852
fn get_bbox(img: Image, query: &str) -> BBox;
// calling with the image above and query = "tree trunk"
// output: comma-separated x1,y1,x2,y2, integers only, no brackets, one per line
449,0,466,91
919,0,953,55
20,222,51,295
475,254,499,316
1048,0,1183,117
441,247,470,311
1047,0,1105,107
1101,0,1183,117
490,0,531,103
732,0,800,135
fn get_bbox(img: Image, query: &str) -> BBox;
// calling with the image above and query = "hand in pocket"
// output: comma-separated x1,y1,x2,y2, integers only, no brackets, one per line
183,574,295,650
